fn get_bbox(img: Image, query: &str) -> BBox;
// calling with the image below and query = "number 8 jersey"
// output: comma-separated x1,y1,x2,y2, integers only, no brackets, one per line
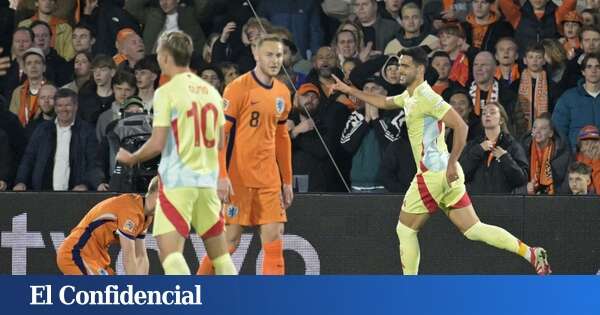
153,72,225,189
221,71,292,188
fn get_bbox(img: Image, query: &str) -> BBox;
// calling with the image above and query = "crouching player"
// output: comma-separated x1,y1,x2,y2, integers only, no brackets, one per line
57,177,158,275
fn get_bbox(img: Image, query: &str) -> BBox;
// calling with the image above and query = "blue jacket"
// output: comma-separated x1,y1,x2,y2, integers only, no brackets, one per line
552,81,600,151
257,0,322,58
16,119,97,190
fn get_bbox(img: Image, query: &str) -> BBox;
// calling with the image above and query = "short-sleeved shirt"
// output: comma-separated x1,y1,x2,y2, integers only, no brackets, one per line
393,81,452,173
153,72,225,189
223,71,292,188
62,194,149,266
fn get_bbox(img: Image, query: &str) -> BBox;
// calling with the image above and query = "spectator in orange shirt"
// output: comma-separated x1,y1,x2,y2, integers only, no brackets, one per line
575,125,600,194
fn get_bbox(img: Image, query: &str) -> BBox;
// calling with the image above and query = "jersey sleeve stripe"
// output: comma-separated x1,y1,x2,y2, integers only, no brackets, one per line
225,115,236,123
71,219,114,275
226,121,237,171
277,119,287,124
136,234,146,239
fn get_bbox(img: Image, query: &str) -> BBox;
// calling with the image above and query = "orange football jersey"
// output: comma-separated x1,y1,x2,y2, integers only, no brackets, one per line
222,71,292,188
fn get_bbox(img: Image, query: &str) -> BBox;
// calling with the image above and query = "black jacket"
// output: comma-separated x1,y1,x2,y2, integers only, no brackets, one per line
0,128,15,185
461,19,514,53
460,131,529,194
211,40,255,73
520,130,571,193
78,86,115,126
15,119,97,190
81,0,140,56
45,48,71,86
380,134,416,194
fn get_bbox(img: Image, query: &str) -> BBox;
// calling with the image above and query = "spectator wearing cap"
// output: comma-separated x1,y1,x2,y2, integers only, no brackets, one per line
431,51,462,96
340,76,404,192
461,102,529,194
25,82,56,140
199,65,224,94
438,23,478,87
96,70,137,141
18,0,75,61
1,27,33,103
352,0,399,52
460,0,514,52
124,0,208,56
29,20,71,86
566,161,594,195
63,51,92,93
468,51,525,137
383,3,440,57
9,47,46,126
288,83,329,192
113,28,145,70
257,0,322,58
14,88,97,191
574,125,600,194
553,53,600,151
498,0,576,57
560,11,583,59
79,0,140,56
78,55,116,125
134,55,159,112
521,113,571,195
92,95,146,191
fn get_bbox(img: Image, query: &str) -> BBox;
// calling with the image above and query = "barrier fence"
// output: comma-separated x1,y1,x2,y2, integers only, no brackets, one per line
1,193,599,274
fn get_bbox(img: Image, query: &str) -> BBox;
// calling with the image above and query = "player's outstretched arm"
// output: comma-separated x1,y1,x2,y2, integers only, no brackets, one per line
116,127,169,167
330,74,397,110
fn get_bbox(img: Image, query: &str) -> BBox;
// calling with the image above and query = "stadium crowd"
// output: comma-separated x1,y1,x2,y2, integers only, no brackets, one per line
1,0,600,196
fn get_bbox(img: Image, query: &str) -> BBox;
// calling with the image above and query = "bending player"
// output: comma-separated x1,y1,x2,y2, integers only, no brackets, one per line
57,178,157,275
331,47,551,275
197,34,294,275
116,31,236,275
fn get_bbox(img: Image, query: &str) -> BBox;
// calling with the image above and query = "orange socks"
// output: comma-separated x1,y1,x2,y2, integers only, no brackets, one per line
262,239,284,275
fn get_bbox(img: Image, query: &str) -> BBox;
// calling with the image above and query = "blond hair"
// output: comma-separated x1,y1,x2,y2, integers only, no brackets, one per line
157,31,193,67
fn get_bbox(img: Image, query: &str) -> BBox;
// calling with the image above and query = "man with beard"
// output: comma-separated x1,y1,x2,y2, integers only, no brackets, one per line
331,46,551,275
305,46,353,191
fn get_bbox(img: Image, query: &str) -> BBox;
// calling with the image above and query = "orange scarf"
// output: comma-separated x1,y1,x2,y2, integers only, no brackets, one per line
449,52,469,87
113,53,128,65
17,80,41,126
469,80,499,116
432,81,449,95
494,64,520,84
75,0,81,23
530,140,555,194
30,15,66,49
518,69,549,129
466,13,498,48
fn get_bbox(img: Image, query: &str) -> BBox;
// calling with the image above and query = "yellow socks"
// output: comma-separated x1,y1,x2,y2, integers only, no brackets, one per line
396,221,420,275
162,252,191,275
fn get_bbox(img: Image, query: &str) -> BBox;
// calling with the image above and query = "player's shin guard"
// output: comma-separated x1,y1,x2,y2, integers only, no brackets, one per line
463,222,519,253
262,239,284,275
396,221,420,275
162,252,191,275
212,254,237,275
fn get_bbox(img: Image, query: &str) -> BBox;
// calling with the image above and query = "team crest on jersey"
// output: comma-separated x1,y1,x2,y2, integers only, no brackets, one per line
275,97,285,114
226,204,239,218
97,268,109,275
123,219,136,233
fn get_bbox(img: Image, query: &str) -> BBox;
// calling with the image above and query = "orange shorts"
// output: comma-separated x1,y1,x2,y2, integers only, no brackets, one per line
57,242,114,275
224,186,286,226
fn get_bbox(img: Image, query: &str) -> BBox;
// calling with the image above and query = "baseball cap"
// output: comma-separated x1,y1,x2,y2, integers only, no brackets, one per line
562,11,583,24
122,96,144,110
116,28,137,45
297,83,320,97
578,125,600,141
363,75,389,91
22,47,45,62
